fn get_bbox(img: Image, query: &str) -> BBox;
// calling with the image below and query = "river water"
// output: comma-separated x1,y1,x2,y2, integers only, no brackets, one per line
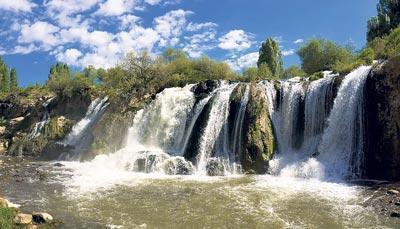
0,157,398,228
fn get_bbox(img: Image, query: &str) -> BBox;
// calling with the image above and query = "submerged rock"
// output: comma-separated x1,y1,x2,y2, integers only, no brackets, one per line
162,157,194,175
32,212,53,224
206,158,225,176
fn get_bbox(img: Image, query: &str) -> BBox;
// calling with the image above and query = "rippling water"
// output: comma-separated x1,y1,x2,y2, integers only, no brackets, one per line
0,157,397,228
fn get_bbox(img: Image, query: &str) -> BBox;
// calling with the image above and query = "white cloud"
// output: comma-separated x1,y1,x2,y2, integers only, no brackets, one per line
183,31,216,58
96,0,136,16
187,22,217,32
218,30,252,52
19,21,60,49
145,0,181,6
56,48,83,66
119,14,140,29
294,39,304,44
226,52,259,71
154,9,192,46
0,0,36,12
282,48,295,56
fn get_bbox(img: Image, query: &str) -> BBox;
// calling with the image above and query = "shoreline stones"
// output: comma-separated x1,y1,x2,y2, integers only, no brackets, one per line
14,213,32,225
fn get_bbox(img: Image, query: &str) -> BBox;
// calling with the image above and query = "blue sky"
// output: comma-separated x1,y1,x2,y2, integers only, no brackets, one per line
0,0,378,86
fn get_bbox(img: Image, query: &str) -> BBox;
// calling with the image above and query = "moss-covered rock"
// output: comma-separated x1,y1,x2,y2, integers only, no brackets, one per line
241,83,276,173
365,57,400,180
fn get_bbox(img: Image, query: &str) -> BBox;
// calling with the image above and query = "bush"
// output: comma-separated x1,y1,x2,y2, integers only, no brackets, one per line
283,65,306,79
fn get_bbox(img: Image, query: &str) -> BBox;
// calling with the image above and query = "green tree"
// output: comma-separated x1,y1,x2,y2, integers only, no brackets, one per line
297,39,353,74
283,65,306,79
9,68,18,90
257,38,284,78
0,58,10,93
367,0,400,41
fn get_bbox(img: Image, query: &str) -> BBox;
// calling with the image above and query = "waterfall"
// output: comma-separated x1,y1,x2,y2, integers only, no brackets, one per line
231,84,250,162
59,97,109,160
28,97,54,138
196,82,238,175
265,66,371,179
317,66,372,179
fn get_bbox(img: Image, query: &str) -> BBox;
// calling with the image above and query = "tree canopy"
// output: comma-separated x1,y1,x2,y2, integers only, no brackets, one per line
257,38,284,78
367,0,400,42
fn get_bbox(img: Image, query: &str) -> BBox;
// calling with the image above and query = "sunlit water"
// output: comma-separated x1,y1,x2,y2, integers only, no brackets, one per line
0,157,398,228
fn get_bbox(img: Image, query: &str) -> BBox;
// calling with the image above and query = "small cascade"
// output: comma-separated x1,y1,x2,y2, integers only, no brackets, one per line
317,66,372,179
230,85,250,162
28,97,54,138
59,97,109,160
196,82,238,175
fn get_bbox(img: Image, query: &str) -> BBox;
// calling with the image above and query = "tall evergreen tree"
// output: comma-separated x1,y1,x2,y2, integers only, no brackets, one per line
0,58,10,93
257,38,284,78
9,68,18,91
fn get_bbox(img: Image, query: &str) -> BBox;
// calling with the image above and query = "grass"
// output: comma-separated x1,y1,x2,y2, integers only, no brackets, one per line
0,207,17,229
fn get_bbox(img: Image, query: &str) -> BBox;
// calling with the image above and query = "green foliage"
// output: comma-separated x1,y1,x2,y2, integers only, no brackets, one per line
358,47,376,64
283,65,306,79
9,68,18,91
297,39,354,74
0,207,16,229
242,63,274,82
368,26,400,59
46,63,91,97
257,38,284,78
367,0,400,42
0,58,10,94
309,72,325,81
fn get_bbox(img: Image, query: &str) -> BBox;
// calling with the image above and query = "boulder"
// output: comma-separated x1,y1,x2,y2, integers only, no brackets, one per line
387,189,400,195
32,212,53,224
191,80,220,100
14,213,32,225
241,83,276,174
365,57,400,180
206,158,225,176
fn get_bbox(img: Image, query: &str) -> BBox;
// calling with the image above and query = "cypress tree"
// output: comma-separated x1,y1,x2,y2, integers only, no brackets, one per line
257,38,284,78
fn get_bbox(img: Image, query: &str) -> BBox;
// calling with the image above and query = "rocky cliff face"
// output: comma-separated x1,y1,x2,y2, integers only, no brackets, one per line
365,57,400,181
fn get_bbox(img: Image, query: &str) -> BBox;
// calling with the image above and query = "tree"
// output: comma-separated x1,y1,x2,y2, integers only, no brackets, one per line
9,68,18,90
257,38,284,78
0,58,10,93
297,39,353,74
283,65,306,79
367,0,400,42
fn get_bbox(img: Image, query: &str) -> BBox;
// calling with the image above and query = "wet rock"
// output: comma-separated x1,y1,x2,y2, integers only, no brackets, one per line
206,159,225,176
53,162,64,167
242,83,276,173
365,57,400,180
163,157,194,175
192,80,220,100
387,189,400,195
395,202,400,206
14,213,32,225
32,212,53,224
40,142,74,160
390,212,400,217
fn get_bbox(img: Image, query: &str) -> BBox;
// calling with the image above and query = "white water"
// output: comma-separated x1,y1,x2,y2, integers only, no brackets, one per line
266,66,371,180
318,66,372,179
28,97,54,138
196,82,238,175
63,97,109,146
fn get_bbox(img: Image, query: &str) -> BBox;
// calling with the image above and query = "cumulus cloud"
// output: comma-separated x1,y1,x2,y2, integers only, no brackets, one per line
56,48,83,66
183,31,216,58
218,30,252,52
226,52,259,71
19,21,60,49
282,48,295,56
154,9,192,46
294,39,304,44
96,0,136,16
0,0,36,12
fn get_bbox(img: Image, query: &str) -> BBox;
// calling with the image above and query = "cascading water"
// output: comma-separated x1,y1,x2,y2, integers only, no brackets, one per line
196,82,238,175
28,97,54,138
317,66,372,179
59,97,109,160
265,66,371,179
